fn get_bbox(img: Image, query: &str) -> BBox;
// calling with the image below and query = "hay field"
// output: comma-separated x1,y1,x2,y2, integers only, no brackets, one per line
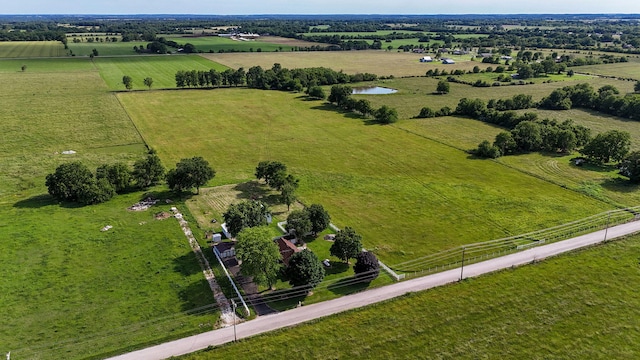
201,50,481,77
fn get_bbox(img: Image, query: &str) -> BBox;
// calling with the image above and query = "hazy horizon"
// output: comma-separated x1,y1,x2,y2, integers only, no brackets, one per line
2,0,639,16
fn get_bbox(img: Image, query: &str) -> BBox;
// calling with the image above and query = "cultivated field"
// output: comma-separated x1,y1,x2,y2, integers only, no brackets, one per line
118,88,610,265
179,234,640,360
93,55,228,90
66,39,149,56
0,41,66,58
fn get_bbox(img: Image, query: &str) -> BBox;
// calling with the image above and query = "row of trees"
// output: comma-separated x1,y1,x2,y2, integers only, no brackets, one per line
175,68,245,88
45,151,165,205
327,85,399,124
46,151,216,205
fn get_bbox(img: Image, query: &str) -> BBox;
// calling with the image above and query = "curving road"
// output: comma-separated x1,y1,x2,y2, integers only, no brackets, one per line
106,220,640,360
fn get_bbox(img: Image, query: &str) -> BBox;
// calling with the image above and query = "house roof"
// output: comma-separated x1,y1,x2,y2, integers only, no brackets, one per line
214,241,235,254
277,237,300,266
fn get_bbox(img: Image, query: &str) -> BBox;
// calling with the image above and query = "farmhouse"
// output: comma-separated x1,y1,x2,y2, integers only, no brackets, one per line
442,58,455,64
419,56,433,62
277,237,300,267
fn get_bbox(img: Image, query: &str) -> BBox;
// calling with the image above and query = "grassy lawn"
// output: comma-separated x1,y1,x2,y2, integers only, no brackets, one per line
0,190,218,360
574,62,640,79
93,55,228,90
0,41,66,58
0,57,96,72
164,35,295,53
66,40,150,56
178,233,640,360
119,88,610,265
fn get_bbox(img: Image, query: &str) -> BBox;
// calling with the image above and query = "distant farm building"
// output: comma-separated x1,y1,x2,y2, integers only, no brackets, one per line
442,58,456,64
419,56,433,62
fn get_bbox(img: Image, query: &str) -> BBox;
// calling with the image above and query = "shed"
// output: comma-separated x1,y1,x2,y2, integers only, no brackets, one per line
214,241,236,259
419,56,433,62
442,58,455,64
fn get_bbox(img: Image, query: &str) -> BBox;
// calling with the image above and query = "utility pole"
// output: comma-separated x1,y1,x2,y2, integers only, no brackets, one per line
231,299,237,342
460,247,466,281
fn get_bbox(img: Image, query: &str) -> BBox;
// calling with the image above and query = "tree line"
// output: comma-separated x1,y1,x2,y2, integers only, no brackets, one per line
45,150,215,205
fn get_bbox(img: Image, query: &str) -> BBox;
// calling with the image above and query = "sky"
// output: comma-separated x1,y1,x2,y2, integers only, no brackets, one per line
2,0,640,15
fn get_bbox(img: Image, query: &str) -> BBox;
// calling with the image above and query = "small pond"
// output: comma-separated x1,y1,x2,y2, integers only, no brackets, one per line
352,86,398,95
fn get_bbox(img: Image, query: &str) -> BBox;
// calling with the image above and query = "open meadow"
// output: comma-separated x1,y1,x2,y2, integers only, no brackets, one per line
179,233,640,360
66,39,150,56
164,35,296,53
0,59,217,359
93,55,228,90
118,87,611,266
0,41,66,58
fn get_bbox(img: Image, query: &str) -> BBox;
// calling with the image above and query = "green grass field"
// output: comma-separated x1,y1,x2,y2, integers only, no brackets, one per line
0,57,96,72
164,35,295,53
0,41,66,58
179,234,640,360
574,62,640,79
118,88,610,265
66,39,150,56
93,55,228,90
0,59,217,359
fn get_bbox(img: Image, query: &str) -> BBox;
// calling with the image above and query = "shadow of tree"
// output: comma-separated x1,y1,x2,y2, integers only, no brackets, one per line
178,278,217,312
13,193,83,209
173,251,204,276
233,181,270,200
327,276,372,296
601,177,639,193
325,261,350,275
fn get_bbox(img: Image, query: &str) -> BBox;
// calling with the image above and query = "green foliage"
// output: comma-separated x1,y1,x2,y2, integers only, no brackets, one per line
619,151,640,183
122,75,133,90
374,105,398,124
45,161,95,202
436,79,450,94
77,177,116,205
286,210,312,237
307,85,325,100
255,160,288,189
166,156,215,194
581,130,631,164
328,84,353,106
286,249,325,288
132,151,166,189
223,200,271,237
143,77,153,89
280,182,297,211
416,106,436,118
353,251,380,281
493,131,517,155
475,140,501,159
96,162,132,194
306,204,331,235
330,226,363,263
235,226,282,289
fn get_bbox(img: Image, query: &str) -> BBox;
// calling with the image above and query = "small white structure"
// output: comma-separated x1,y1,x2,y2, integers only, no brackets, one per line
212,233,222,243
419,56,433,62
221,223,232,239
442,58,455,64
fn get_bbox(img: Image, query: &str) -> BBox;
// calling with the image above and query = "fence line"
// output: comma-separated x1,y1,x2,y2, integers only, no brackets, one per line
392,206,640,276
213,247,250,317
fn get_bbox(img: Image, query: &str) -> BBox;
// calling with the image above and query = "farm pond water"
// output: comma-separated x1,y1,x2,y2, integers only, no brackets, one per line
351,86,398,95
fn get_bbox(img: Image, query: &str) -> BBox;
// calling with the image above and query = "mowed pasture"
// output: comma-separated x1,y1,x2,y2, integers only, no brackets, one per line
202,50,483,77
93,55,228,90
164,35,295,53
0,41,66,58
66,39,150,56
119,88,610,265
0,60,217,359
0,57,96,72
180,234,640,360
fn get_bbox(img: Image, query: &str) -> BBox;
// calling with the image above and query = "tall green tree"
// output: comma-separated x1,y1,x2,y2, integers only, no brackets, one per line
374,105,398,124
166,156,215,194
45,161,94,202
581,130,631,164
286,249,325,289
330,226,363,263
280,182,297,211
122,75,133,90
353,251,380,281
286,210,312,238
620,151,640,183
143,77,153,89
235,227,281,289
96,162,131,194
223,200,271,237
436,80,450,94
307,204,331,235
132,151,165,189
